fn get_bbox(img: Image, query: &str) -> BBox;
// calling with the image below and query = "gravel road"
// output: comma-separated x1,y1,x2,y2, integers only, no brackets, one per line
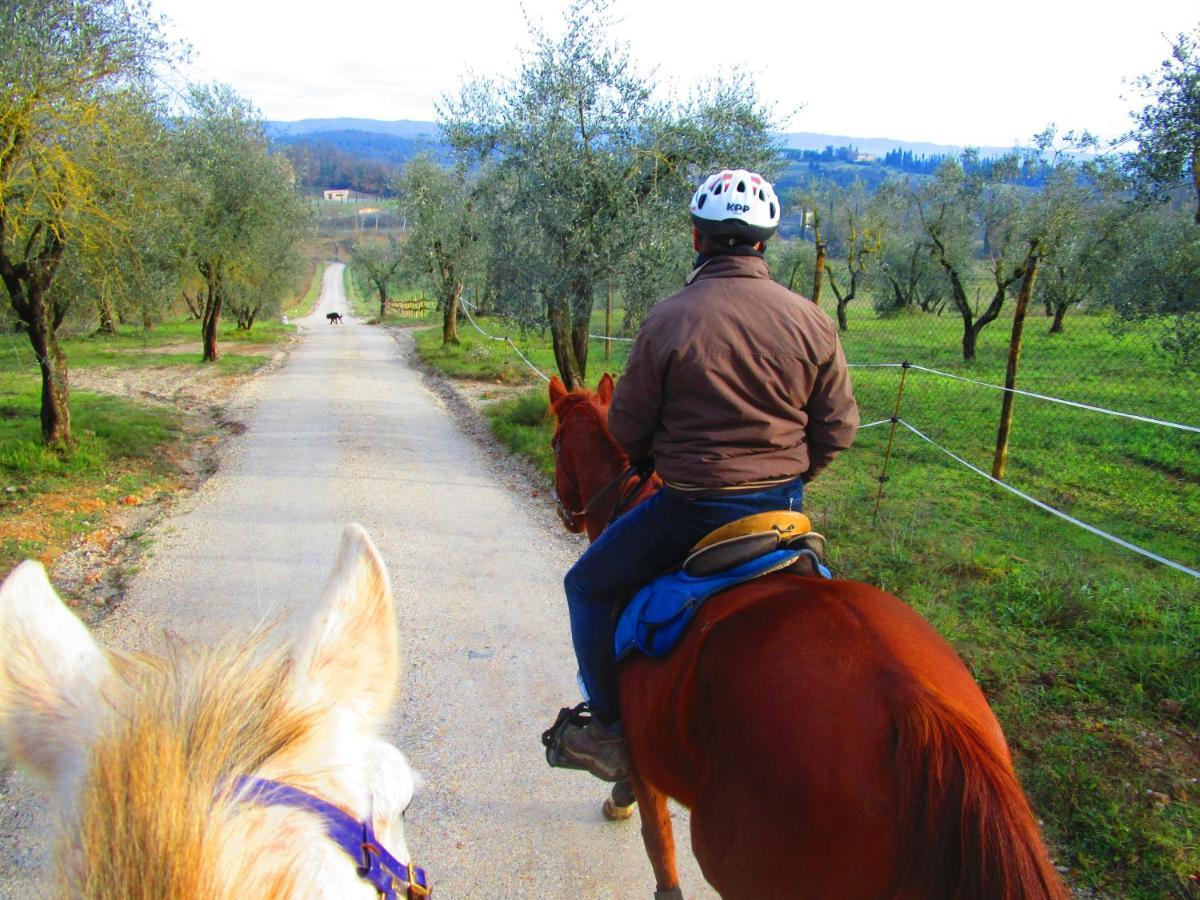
0,264,712,898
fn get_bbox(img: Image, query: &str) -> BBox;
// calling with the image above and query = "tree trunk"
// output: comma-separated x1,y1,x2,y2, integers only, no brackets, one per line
34,329,71,448
442,282,461,344
201,277,222,362
571,312,590,382
95,294,118,335
1192,145,1199,225
812,239,827,304
548,299,584,390
830,268,856,332
1,234,71,446
961,325,978,361
183,290,203,319
1049,302,1068,334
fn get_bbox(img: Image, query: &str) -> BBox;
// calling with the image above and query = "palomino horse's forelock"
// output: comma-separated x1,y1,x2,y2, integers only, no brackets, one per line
65,635,322,898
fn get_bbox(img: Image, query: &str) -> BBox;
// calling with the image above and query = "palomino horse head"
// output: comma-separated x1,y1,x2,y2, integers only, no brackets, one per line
0,525,427,898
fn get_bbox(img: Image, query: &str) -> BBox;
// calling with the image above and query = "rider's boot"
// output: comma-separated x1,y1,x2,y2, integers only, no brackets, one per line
557,719,631,783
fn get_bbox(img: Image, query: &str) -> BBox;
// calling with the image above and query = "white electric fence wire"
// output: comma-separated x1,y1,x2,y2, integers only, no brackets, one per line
894,418,1200,580
448,309,1190,573
903,363,1199,433
457,297,551,383
460,297,635,345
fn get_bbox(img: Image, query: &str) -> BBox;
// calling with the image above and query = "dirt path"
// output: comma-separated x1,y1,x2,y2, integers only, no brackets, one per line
0,264,711,898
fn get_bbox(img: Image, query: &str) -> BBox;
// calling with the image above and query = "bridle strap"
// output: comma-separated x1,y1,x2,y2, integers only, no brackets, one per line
233,777,430,899
551,398,655,529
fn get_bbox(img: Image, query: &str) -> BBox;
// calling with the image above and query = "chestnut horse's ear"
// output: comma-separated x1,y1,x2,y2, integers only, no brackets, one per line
549,375,569,407
597,373,615,405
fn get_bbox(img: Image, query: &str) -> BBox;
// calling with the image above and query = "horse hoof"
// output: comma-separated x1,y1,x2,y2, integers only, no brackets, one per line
602,797,636,821
611,779,636,807
654,888,684,900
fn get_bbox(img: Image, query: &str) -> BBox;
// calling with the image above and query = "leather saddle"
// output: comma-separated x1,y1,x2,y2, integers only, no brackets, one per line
683,511,827,577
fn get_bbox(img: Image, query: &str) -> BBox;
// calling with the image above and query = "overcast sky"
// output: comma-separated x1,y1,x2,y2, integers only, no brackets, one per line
149,0,1198,148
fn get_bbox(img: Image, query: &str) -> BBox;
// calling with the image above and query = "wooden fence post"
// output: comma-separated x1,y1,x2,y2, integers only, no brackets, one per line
992,244,1042,480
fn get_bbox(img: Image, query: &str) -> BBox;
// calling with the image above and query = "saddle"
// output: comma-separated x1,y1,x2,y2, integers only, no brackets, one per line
614,511,831,661
683,511,826,577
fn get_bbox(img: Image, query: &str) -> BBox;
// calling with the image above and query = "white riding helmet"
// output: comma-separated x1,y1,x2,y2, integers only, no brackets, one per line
689,169,780,244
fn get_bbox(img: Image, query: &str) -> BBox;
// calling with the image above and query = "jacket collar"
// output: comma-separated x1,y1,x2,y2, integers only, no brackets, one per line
685,253,772,286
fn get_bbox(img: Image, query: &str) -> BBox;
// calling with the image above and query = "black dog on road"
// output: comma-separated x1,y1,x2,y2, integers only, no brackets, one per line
326,312,344,324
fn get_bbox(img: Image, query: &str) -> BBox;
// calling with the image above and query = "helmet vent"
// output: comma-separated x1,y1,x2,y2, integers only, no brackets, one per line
758,189,766,201
769,202,777,219
697,193,707,209
713,184,722,195
737,180,746,193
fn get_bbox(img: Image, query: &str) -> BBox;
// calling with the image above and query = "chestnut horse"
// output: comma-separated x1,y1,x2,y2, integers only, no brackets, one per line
550,375,1066,900
0,525,428,898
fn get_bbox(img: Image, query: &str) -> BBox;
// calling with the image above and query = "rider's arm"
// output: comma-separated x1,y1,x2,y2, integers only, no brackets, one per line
803,337,860,482
608,328,664,461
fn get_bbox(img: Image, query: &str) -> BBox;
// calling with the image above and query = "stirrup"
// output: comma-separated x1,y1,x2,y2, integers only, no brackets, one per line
541,702,592,770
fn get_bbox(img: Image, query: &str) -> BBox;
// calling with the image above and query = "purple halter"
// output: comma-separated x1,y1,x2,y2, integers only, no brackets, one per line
234,776,430,899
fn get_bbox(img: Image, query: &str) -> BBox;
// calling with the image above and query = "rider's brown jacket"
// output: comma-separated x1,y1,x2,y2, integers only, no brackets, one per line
609,253,859,489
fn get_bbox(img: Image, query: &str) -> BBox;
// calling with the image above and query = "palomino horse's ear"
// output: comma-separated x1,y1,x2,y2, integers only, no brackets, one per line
293,524,399,726
549,375,568,407
597,373,615,405
0,560,112,787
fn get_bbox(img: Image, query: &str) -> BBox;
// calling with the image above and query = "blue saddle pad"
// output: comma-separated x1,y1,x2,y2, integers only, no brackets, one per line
615,548,824,661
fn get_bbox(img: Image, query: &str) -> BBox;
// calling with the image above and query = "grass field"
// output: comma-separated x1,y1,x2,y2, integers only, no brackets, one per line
411,298,1199,898
0,311,295,588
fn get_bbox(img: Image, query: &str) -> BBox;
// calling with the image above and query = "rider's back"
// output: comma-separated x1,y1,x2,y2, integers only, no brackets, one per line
609,254,858,488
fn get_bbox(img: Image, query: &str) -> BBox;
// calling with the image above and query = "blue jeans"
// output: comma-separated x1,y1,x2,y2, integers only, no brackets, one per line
564,478,805,725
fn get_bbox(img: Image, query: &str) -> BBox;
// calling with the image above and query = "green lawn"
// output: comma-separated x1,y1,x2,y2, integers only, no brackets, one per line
0,314,295,579
411,302,1199,898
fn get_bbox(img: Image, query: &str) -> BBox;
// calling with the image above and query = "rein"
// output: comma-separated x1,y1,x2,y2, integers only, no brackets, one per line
234,777,430,899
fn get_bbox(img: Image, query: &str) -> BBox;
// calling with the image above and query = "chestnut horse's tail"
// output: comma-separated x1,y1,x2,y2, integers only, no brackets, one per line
893,682,1068,900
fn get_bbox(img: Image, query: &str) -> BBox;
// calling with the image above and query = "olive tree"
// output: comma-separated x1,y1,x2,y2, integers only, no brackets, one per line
441,0,776,388
175,84,307,360
865,180,946,315
1124,25,1200,223
350,235,405,321
0,0,171,445
911,152,1045,361
1106,202,1200,371
1032,149,1126,334
395,156,480,344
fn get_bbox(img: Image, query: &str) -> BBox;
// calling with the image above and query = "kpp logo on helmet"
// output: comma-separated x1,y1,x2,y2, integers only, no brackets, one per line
726,203,750,214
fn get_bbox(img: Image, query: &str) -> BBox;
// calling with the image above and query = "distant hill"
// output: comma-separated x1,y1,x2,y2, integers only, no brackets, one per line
268,118,1014,160
268,118,1023,195
777,132,1014,160
266,118,442,141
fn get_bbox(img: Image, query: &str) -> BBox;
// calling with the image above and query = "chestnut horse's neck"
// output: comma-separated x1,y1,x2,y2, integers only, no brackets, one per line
552,391,658,542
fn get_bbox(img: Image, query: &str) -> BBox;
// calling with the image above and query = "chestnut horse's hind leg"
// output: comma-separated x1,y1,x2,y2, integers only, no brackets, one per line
602,779,637,821
631,771,682,898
